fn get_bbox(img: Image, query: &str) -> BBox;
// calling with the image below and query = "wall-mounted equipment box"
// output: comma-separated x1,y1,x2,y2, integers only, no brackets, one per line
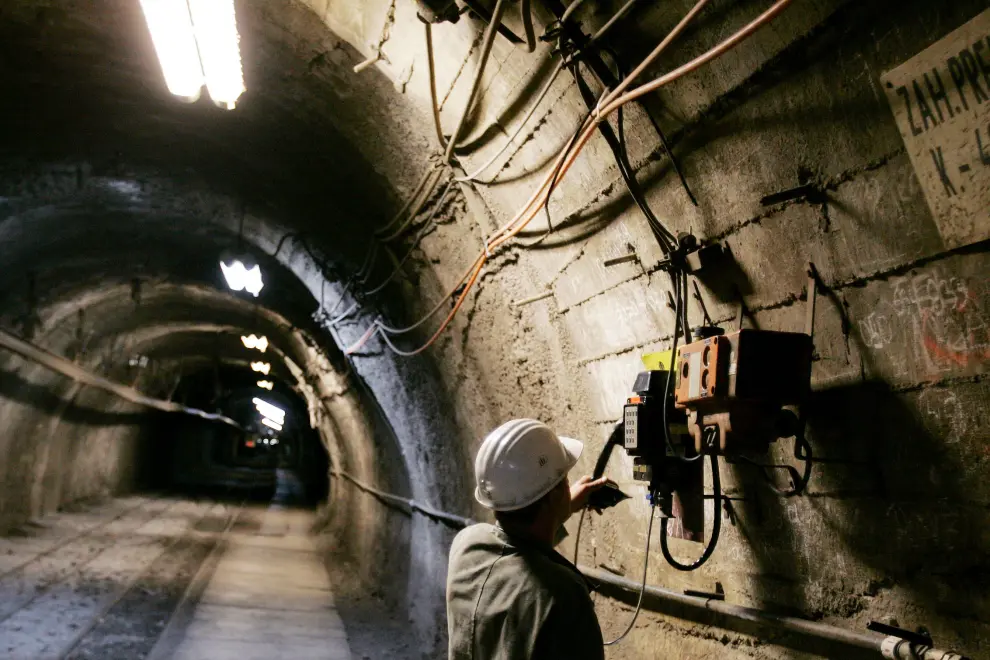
675,330,812,408
675,329,812,454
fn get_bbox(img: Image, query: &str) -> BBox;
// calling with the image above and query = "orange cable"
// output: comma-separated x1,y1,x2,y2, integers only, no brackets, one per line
348,0,795,356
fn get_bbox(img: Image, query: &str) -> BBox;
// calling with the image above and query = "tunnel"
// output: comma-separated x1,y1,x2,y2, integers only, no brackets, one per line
0,0,987,658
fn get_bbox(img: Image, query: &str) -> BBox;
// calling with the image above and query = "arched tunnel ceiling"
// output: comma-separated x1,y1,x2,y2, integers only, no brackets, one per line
0,0,442,460
0,0,430,266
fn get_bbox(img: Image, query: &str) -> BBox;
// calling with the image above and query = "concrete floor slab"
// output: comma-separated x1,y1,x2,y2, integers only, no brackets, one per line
159,505,352,660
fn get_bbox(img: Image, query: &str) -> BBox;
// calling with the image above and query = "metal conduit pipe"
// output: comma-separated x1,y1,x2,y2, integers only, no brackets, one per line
0,327,245,431
330,470,475,528
580,567,968,660
331,473,970,660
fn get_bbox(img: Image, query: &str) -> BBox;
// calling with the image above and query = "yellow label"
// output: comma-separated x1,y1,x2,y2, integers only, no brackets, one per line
641,349,675,371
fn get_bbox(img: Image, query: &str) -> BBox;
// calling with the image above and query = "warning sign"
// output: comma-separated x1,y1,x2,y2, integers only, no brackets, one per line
882,9,990,249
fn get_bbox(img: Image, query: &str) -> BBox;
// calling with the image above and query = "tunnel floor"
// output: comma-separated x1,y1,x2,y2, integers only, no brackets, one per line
0,496,356,659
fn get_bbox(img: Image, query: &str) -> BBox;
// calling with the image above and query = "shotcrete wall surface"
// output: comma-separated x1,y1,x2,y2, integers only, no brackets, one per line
308,0,990,657
0,0,988,658
0,356,147,531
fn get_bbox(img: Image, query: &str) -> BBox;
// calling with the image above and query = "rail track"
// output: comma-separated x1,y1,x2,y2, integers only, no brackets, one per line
0,495,244,660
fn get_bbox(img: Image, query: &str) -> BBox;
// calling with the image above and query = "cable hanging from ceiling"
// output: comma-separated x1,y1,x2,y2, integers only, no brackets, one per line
346,0,795,358
454,0,648,184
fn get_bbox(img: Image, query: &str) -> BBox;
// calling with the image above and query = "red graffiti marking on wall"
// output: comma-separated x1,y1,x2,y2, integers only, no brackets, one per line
922,305,990,367
860,270,990,378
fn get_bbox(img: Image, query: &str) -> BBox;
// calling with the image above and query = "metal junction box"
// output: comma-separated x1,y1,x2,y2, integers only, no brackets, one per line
675,329,812,408
674,329,813,454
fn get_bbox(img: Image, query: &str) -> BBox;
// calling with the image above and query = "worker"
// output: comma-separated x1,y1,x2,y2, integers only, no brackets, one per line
446,418,608,659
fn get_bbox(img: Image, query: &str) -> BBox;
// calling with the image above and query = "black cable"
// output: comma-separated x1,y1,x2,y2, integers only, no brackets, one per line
662,269,703,463
603,50,680,249
660,431,722,571
681,270,691,348
573,423,623,565
598,45,698,209
604,500,657,646
661,271,682,458
738,428,813,497
568,59,676,254
594,423,623,479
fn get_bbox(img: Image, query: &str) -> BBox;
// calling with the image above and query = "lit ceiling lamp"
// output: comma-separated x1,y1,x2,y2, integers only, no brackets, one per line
241,334,268,352
138,0,202,102
261,417,283,432
257,380,274,390
188,0,245,110
139,0,245,109
220,253,263,297
250,361,271,375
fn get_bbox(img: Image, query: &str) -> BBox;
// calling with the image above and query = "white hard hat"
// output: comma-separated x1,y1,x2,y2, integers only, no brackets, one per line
474,419,583,511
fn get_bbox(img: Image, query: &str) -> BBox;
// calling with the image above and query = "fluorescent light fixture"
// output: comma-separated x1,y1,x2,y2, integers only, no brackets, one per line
188,0,245,109
252,398,285,423
241,334,268,352
250,362,271,375
261,417,283,431
139,0,204,102
257,380,274,390
140,0,245,109
220,258,263,297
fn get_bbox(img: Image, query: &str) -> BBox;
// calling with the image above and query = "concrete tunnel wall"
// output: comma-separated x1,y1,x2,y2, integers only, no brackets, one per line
0,0,989,658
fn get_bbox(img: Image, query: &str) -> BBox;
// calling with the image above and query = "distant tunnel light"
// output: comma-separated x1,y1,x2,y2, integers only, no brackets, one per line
256,405,285,424
139,0,245,109
241,334,268,352
188,0,245,110
261,417,283,432
252,398,285,423
139,0,203,102
250,361,271,375
257,380,274,390
220,259,264,297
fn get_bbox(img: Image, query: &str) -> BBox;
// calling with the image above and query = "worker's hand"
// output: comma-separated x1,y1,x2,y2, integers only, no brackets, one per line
569,476,608,513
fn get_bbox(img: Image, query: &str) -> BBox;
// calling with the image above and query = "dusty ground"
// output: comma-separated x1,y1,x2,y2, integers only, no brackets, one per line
0,495,219,659
0,494,368,659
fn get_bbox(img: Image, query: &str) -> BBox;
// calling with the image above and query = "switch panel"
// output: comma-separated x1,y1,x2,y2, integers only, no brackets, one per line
674,336,727,405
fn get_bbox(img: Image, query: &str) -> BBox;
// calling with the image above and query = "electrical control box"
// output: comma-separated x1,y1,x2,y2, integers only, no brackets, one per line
621,370,704,542
623,370,692,476
623,371,671,458
675,329,812,407
674,329,813,454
